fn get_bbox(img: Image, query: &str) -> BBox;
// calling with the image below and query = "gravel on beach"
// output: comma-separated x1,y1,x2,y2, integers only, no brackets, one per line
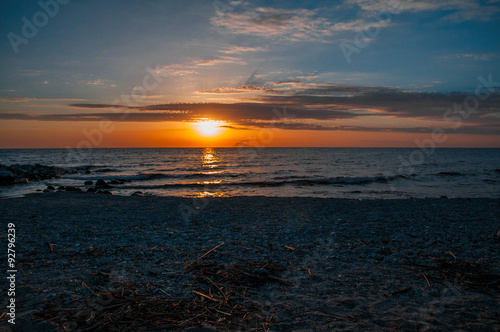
0,193,499,331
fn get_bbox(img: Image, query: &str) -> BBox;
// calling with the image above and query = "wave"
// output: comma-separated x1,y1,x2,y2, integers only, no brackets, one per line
265,175,406,186
434,171,466,177
121,175,406,190
183,172,243,179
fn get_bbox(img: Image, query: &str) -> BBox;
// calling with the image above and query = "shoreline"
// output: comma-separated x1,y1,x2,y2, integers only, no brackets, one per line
2,189,499,201
1,193,499,331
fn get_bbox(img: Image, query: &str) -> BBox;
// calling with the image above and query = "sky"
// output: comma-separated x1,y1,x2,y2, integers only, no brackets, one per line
1,0,499,148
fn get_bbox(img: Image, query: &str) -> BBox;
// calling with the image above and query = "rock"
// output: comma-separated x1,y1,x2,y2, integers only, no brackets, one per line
96,179,113,189
440,195,448,199
110,179,124,185
87,188,97,193
0,164,75,186
84,180,94,186
96,179,107,186
47,186,56,190
58,186,66,190
0,170,14,185
65,186,82,192
102,191,114,195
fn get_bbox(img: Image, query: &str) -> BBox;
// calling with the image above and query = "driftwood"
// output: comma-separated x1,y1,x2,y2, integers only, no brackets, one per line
409,257,500,293
33,259,289,331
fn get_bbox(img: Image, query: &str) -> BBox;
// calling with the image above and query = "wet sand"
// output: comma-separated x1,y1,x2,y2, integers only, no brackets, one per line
0,193,499,331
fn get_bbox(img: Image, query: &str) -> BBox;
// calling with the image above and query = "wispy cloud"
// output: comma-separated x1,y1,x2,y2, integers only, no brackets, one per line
218,46,266,54
197,81,400,97
439,53,499,61
211,7,335,41
0,97,86,102
155,56,247,77
3,81,499,136
348,0,500,22
81,79,116,87
18,69,43,77
211,6,396,43
193,56,247,66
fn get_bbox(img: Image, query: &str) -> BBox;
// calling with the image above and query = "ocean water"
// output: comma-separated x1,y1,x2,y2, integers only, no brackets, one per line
0,148,499,199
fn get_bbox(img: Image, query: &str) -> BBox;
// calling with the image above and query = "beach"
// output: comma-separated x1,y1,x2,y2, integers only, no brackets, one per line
0,193,499,331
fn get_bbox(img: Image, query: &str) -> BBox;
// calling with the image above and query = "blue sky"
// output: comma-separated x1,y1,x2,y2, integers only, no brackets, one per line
0,0,499,147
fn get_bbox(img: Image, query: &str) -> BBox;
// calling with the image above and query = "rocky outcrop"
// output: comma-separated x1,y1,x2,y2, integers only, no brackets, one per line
0,164,77,185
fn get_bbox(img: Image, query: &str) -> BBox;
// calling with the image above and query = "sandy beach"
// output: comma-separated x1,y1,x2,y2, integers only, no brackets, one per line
0,193,499,331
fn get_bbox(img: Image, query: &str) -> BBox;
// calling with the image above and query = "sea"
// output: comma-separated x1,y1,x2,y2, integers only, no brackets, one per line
0,148,499,199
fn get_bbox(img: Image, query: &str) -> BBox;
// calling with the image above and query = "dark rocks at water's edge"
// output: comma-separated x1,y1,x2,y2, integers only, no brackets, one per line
82,179,130,196
0,164,78,185
96,179,113,189
65,186,82,192
43,178,128,196
0,163,143,197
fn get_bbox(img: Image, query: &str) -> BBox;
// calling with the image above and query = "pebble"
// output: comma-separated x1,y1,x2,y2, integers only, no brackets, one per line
1,195,498,331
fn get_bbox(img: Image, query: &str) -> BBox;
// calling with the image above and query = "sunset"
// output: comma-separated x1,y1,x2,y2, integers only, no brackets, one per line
1,1,500,331
1,0,500,148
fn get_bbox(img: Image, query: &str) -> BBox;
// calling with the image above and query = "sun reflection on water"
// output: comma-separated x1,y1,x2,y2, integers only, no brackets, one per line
202,147,218,169
195,148,225,197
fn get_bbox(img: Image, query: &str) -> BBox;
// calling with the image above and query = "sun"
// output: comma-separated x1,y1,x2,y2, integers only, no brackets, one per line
195,120,226,138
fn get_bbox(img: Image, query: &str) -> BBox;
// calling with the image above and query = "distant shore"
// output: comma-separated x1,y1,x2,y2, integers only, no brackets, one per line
1,193,499,331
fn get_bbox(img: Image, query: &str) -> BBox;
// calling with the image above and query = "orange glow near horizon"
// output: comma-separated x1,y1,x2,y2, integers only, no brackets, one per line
1,120,500,148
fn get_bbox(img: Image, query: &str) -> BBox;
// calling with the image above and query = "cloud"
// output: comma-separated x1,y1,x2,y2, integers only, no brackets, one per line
154,55,247,77
211,7,336,41
1,108,497,135
197,81,400,97
81,79,116,87
194,56,247,66
70,103,127,109
0,97,86,102
19,70,42,77
218,46,266,54
211,6,396,42
194,81,500,133
197,85,264,94
154,63,197,77
2,82,499,136
348,0,500,22
439,53,499,61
